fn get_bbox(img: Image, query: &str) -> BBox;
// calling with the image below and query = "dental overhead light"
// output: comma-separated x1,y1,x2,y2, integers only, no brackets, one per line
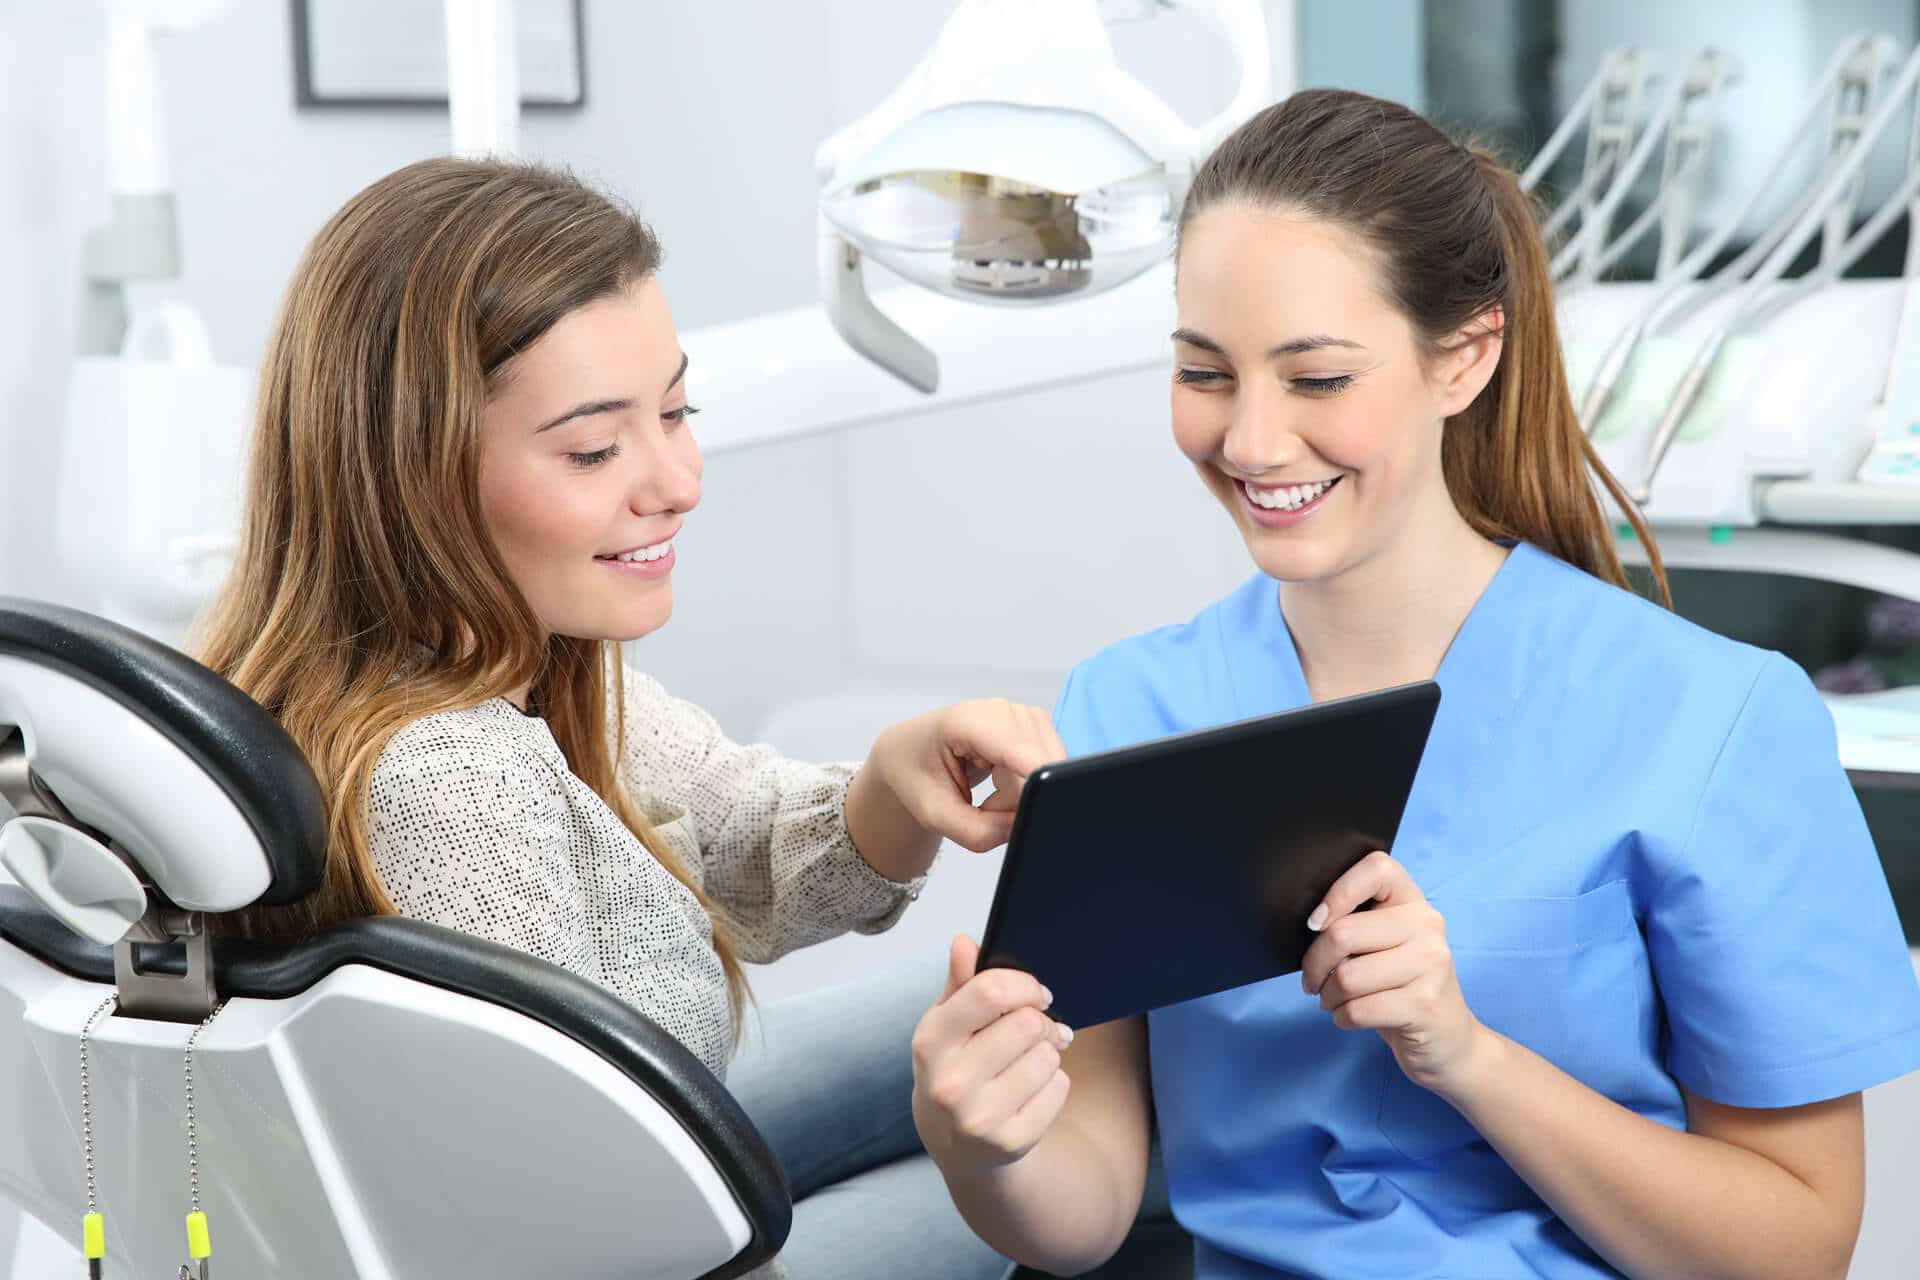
815,0,1271,393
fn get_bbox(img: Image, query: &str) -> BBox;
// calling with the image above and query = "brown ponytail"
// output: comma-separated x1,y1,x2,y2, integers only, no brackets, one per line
1179,90,1669,605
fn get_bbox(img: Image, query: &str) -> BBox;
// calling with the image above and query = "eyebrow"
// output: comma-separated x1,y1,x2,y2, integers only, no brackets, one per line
533,353,690,433
1170,328,1365,357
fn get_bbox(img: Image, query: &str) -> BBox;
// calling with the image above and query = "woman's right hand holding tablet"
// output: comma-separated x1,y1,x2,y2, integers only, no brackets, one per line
911,934,1076,1180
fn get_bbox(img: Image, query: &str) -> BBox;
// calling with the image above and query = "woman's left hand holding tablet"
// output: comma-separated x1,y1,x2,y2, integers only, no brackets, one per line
1300,851,1489,1098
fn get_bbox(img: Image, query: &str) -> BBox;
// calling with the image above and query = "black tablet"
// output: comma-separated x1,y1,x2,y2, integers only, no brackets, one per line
977,681,1440,1029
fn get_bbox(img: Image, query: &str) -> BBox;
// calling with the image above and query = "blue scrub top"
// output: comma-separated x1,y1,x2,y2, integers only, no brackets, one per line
1053,541,1920,1280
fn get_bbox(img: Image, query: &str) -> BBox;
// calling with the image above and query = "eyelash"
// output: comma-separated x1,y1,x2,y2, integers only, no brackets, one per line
568,444,621,468
1293,375,1354,394
1174,369,1354,395
566,404,702,468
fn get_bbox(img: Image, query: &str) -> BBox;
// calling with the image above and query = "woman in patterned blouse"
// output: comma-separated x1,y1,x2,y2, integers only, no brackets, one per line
195,156,1056,1279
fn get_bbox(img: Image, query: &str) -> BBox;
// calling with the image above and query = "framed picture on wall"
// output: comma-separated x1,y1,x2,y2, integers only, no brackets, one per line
292,0,586,109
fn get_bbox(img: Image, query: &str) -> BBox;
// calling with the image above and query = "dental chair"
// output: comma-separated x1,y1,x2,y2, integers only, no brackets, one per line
0,597,790,1278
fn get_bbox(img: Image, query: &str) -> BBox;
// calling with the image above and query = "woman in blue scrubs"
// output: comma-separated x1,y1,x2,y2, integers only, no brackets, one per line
907,89,1920,1279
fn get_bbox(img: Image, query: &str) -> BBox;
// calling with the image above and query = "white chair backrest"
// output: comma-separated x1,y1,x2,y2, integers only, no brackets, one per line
0,948,759,1278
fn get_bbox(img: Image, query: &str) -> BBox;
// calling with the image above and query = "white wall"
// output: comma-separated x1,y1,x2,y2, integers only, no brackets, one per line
0,0,874,603
0,2,103,604
0,0,1288,725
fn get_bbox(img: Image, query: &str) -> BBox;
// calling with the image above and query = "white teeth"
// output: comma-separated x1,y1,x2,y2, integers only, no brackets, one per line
612,539,673,563
1246,480,1333,511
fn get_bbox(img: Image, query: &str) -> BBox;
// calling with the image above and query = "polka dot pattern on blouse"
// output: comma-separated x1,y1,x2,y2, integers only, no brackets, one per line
368,667,924,1080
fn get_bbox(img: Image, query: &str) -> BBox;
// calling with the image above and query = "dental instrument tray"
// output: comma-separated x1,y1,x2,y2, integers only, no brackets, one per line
978,681,1440,1028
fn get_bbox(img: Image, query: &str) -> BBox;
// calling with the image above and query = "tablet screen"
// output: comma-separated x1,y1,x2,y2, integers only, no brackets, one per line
977,681,1440,1028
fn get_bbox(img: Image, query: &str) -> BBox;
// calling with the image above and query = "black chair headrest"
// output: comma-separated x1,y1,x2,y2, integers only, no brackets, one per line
0,597,326,907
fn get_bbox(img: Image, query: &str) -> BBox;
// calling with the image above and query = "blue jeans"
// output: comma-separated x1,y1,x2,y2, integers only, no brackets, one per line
726,957,1014,1279
728,955,1177,1279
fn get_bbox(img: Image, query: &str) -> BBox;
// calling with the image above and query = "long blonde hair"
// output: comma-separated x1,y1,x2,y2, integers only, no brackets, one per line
197,157,747,1013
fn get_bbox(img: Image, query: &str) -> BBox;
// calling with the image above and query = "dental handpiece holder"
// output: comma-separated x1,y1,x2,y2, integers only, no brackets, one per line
1559,35,1920,525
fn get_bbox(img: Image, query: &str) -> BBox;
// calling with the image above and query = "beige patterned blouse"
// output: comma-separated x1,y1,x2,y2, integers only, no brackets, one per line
366,668,923,1079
